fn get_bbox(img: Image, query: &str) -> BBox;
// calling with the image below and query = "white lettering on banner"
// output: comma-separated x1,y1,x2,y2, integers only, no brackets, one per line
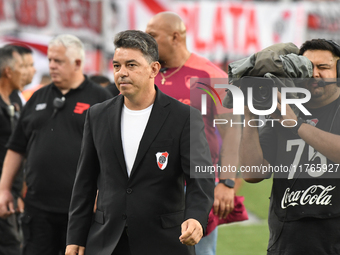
281,185,335,209
0,1,6,21
13,0,102,34
178,4,261,55
15,0,49,27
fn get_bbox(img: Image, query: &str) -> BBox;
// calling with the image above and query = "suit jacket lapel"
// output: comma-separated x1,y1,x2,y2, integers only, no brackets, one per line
107,95,128,178
129,87,171,177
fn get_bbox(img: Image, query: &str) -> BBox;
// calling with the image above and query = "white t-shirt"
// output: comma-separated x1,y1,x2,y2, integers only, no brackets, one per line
121,104,153,176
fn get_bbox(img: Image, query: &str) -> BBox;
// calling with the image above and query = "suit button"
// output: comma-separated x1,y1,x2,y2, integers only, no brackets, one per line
126,188,132,194
122,214,127,220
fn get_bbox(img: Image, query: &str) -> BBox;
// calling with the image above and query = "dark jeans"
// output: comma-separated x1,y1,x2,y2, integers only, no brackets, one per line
111,228,132,255
0,214,21,255
21,205,68,255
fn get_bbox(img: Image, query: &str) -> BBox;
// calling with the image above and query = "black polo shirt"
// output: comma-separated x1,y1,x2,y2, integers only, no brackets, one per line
0,98,12,169
10,90,23,110
0,96,22,199
7,76,111,213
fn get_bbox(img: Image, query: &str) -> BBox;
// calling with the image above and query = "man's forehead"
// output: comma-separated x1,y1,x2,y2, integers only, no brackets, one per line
23,53,33,59
145,25,157,34
303,49,336,63
47,45,66,54
113,47,144,60
303,49,333,56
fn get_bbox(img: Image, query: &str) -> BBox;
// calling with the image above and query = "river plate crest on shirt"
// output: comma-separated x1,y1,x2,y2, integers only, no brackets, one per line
156,152,169,170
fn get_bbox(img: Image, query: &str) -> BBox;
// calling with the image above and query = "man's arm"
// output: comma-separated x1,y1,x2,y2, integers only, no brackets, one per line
272,93,340,163
214,113,241,218
0,150,24,218
66,110,99,250
297,124,340,163
239,110,272,183
180,108,215,245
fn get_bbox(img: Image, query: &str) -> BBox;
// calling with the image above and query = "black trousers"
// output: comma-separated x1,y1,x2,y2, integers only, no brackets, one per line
111,228,132,255
21,205,68,255
0,214,21,255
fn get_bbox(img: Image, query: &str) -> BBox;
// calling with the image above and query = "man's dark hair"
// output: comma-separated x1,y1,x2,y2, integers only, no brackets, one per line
4,44,32,55
299,39,340,58
114,30,159,63
0,46,19,77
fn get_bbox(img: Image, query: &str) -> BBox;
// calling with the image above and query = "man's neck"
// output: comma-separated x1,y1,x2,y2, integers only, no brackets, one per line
0,80,13,105
124,88,156,111
56,74,85,95
162,49,191,68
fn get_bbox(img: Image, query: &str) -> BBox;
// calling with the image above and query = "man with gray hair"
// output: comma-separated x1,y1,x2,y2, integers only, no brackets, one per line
0,45,24,255
0,34,111,255
65,30,214,255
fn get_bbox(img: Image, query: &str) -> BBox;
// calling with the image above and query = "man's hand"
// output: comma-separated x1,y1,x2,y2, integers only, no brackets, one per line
270,91,298,127
17,197,24,213
213,183,234,219
244,106,257,120
0,189,15,219
65,245,85,255
179,218,203,246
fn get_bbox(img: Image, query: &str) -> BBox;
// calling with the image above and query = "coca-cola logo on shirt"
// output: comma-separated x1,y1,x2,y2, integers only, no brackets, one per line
281,185,335,209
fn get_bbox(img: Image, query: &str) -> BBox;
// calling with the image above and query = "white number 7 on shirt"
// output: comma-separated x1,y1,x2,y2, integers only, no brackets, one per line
286,139,327,179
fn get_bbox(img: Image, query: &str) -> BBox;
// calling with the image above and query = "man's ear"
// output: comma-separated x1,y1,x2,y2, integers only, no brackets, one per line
150,61,161,78
74,59,82,70
3,67,12,79
172,32,181,46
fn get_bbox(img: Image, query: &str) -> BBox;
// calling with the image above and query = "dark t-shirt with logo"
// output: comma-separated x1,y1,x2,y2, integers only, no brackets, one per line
7,76,111,213
260,96,340,254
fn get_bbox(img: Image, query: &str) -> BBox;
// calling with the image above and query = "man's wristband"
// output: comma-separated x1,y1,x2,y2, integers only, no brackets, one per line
219,179,235,188
290,117,307,135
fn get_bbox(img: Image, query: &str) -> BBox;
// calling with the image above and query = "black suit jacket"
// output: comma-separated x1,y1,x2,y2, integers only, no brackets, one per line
67,86,214,255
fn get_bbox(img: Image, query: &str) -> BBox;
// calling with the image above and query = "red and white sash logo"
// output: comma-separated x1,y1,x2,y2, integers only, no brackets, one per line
156,152,169,170
306,118,319,127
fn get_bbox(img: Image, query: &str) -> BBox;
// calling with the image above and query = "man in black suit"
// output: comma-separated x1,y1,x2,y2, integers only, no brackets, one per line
65,30,215,255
